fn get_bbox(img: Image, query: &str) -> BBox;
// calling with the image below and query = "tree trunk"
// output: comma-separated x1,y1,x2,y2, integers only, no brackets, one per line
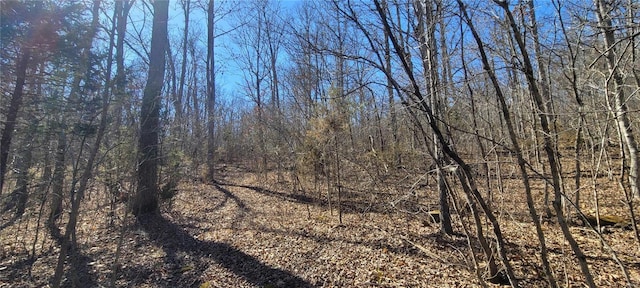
374,1,518,284
0,50,30,195
595,0,640,201
113,0,131,131
382,0,399,166
178,0,189,120
595,0,640,245
460,3,557,286
554,1,585,212
132,0,169,216
176,0,189,148
48,129,66,236
413,0,453,235
51,1,103,286
13,124,35,217
495,1,594,286
460,24,491,208
206,0,216,182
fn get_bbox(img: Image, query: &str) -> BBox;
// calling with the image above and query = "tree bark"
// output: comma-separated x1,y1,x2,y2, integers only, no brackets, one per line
48,129,66,236
176,0,189,138
13,123,35,217
132,0,169,216
382,0,399,166
595,0,640,245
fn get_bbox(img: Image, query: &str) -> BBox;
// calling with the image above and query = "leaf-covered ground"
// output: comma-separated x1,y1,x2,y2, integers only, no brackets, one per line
1,164,639,287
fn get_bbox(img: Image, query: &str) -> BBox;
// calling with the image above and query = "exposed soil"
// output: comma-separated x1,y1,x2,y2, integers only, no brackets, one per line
1,164,639,287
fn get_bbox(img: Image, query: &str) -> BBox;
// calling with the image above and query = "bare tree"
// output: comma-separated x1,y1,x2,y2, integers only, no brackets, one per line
357,0,520,284
594,0,640,200
413,0,453,235
459,2,557,286
132,0,169,215
494,1,595,286
173,0,190,151
206,0,217,182
594,0,640,244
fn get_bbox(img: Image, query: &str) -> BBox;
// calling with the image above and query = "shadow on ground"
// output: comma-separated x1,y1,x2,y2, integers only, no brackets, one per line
134,212,313,288
215,180,395,214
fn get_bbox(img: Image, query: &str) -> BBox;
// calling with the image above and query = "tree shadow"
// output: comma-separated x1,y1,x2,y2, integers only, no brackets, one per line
211,180,250,212
135,213,313,288
215,181,392,214
0,214,18,232
63,248,99,288
0,256,36,284
252,224,470,260
217,181,313,205
0,190,25,231
0,242,98,288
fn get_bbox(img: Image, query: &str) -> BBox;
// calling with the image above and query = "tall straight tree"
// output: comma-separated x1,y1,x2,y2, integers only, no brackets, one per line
0,1,70,196
132,0,169,215
206,0,216,182
413,0,452,235
177,0,190,134
0,1,44,195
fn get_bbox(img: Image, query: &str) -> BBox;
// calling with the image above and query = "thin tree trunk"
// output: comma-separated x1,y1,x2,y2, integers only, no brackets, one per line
13,124,35,217
595,0,640,201
374,1,518,284
553,0,587,213
495,1,594,286
206,0,216,182
460,24,491,208
383,10,399,166
174,0,189,153
51,1,102,286
100,0,118,227
48,129,66,236
113,0,131,129
188,46,202,174
414,0,453,235
460,3,557,285
178,0,189,122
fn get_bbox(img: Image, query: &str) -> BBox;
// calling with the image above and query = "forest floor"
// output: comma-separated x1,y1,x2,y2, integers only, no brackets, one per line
1,163,639,287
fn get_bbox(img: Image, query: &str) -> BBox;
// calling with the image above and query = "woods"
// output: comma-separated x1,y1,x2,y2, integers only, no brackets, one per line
1,0,639,287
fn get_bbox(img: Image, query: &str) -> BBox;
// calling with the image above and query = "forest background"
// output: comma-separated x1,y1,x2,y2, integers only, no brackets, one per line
1,0,640,287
